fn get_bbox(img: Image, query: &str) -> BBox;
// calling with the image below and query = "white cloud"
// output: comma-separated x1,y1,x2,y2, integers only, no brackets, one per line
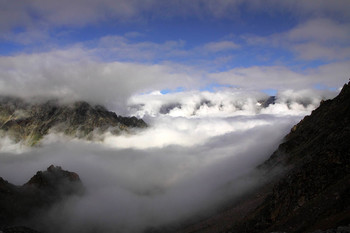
104,116,273,149
208,63,350,91
0,49,200,113
0,104,303,232
293,42,350,61
0,45,346,115
128,88,338,121
285,18,350,43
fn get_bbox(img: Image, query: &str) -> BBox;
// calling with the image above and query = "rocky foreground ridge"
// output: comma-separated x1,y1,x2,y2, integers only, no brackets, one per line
0,165,84,233
179,82,350,233
0,97,147,146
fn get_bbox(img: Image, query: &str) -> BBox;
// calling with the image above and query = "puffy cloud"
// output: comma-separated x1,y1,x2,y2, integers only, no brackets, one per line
0,49,200,113
0,46,345,114
129,88,338,119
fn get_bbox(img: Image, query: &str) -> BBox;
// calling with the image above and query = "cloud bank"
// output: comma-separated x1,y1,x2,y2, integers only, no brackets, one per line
0,89,338,233
0,118,294,233
128,88,337,118
0,47,345,115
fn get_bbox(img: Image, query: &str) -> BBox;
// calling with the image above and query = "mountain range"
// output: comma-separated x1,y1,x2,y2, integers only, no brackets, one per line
0,97,147,146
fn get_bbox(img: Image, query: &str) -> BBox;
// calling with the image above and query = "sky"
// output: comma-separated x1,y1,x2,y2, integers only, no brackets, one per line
0,0,350,112
0,1,350,232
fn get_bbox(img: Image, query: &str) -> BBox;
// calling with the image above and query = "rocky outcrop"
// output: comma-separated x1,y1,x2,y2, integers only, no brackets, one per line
259,96,276,108
0,165,84,229
0,97,147,145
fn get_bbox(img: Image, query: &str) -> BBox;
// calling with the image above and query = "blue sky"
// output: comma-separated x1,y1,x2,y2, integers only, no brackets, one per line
0,0,350,109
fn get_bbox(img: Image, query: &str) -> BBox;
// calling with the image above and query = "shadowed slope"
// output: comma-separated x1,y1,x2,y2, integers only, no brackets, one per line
179,82,350,233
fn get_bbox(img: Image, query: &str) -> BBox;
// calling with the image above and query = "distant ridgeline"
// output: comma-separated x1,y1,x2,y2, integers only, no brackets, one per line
0,96,147,146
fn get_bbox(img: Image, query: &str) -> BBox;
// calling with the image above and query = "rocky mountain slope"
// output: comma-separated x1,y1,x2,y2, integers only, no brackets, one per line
179,82,350,233
0,97,147,146
0,165,84,232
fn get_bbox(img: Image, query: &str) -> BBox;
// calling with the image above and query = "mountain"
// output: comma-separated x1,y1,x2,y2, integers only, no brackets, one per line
0,165,84,232
0,97,147,146
179,82,350,233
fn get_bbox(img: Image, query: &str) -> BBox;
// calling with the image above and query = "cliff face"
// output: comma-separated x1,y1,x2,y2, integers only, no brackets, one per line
229,83,350,233
178,82,350,233
0,166,84,229
0,97,147,145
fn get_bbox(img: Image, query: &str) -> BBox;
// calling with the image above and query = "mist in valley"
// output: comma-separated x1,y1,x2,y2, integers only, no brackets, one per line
0,89,338,233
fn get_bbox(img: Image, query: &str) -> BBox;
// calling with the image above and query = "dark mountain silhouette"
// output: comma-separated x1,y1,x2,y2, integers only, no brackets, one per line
0,97,147,146
179,82,350,233
0,165,84,233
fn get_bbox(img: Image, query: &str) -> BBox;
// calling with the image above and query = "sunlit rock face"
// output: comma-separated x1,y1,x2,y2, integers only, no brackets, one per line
0,97,147,146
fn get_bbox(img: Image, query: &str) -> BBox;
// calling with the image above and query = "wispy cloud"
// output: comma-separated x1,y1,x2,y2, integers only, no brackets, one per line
202,41,240,53
208,62,350,90
245,18,350,61
2,0,350,33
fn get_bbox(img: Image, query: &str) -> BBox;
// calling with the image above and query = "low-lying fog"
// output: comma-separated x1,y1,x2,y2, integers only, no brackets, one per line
0,89,337,233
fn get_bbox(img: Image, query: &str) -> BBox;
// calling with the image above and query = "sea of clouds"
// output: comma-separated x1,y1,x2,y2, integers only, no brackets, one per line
0,89,338,233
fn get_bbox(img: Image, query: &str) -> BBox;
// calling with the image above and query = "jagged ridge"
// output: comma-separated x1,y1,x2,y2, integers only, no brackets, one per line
0,97,147,145
0,165,84,230
229,82,350,232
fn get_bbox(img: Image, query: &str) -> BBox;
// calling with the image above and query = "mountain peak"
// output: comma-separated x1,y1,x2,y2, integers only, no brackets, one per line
0,97,147,146
25,165,81,189
0,166,84,229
